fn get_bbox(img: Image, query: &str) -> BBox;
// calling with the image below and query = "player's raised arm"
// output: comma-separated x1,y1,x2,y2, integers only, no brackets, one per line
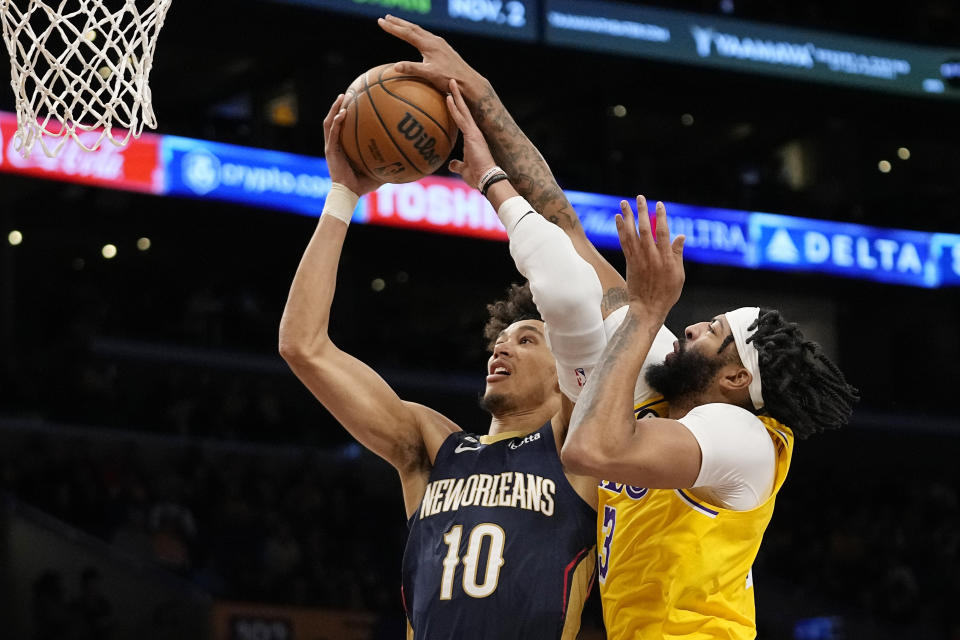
379,14,627,318
279,95,457,511
447,80,605,425
563,198,694,485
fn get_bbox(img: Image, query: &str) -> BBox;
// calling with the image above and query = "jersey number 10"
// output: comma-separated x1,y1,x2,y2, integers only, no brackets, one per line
440,523,506,599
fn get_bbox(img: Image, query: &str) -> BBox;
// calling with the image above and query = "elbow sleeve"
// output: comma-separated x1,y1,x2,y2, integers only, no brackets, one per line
498,196,607,401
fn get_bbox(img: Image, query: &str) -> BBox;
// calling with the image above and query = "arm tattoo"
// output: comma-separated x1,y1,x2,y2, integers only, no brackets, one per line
576,311,642,420
575,311,659,422
473,88,582,232
601,287,630,317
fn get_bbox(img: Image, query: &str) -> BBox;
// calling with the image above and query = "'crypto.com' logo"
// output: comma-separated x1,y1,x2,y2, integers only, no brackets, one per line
181,149,221,195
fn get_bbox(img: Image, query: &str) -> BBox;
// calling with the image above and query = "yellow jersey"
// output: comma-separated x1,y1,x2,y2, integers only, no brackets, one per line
597,401,794,640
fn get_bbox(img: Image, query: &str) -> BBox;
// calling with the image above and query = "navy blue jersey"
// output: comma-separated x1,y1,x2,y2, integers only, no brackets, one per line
402,421,597,640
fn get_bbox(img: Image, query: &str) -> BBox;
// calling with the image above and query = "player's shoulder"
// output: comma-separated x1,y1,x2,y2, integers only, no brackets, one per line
684,402,760,422
682,404,776,499
678,403,769,440
402,401,463,463
403,401,462,431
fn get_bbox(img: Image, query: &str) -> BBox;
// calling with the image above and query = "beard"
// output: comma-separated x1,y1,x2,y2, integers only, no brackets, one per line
478,391,517,416
645,340,725,403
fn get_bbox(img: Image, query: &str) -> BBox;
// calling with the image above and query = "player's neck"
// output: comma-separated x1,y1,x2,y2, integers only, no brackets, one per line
667,390,745,419
488,403,555,437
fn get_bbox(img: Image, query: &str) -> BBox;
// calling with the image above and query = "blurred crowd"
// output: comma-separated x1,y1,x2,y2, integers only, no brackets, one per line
2,423,958,638
1,432,407,614
31,566,113,640
761,439,960,639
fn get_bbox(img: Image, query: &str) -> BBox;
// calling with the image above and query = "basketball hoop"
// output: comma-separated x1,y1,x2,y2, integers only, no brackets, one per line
0,0,173,158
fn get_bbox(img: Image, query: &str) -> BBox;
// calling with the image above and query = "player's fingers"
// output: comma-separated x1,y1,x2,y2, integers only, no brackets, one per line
327,109,346,148
654,201,670,251
632,196,653,254
448,81,469,118
635,195,652,237
383,14,420,30
618,200,639,257
616,212,640,263
445,95,467,128
445,96,475,139
448,159,464,175
448,80,475,127
672,234,686,258
377,15,411,36
620,199,637,234
635,194,648,220
614,213,629,256
322,94,345,135
393,61,427,77
378,15,429,47
448,83,481,141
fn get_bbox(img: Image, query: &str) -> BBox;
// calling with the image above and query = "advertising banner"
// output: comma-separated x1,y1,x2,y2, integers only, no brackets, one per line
749,214,960,288
0,113,163,193
211,601,375,640
269,0,539,41
545,0,960,100
162,136,358,219
2,109,958,288
567,190,750,270
366,176,508,240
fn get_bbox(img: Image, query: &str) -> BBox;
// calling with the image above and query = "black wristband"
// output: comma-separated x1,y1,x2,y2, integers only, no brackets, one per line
480,173,509,196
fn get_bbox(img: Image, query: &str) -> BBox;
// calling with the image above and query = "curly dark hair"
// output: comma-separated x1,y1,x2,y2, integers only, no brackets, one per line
483,282,541,351
749,308,859,439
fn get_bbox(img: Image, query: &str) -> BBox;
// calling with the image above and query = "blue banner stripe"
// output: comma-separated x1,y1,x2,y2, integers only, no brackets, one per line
157,136,960,289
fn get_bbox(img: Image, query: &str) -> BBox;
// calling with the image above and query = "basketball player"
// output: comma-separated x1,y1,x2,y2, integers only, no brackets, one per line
553,197,861,639
382,16,859,639
279,84,607,637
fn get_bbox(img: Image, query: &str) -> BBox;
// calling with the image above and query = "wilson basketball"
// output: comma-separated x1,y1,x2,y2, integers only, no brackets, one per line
340,63,458,184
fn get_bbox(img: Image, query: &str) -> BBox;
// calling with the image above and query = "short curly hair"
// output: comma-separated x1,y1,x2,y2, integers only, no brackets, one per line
750,308,859,439
483,282,541,351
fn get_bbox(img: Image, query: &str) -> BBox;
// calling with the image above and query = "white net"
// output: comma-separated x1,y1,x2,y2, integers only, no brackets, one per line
0,0,173,157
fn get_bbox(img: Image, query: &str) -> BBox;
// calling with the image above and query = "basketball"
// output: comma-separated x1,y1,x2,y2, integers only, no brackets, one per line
340,63,458,184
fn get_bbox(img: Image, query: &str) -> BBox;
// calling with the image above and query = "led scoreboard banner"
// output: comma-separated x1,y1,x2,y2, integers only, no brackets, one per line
544,0,960,101
269,0,539,41
3,111,960,288
263,0,960,100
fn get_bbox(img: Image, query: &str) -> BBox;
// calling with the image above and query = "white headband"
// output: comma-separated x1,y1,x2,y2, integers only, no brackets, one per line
724,307,764,410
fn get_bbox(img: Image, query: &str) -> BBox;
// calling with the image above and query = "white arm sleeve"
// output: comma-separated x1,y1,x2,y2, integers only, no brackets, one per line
498,196,606,401
677,403,777,511
602,306,678,409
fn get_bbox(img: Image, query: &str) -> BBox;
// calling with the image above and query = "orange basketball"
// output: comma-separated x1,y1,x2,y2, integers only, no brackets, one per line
340,63,458,184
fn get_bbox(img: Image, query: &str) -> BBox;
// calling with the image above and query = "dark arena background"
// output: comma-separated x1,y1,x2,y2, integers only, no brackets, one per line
1,1,959,639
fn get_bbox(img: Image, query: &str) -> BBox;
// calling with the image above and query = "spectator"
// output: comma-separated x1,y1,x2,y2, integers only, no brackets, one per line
70,567,114,640
32,570,72,640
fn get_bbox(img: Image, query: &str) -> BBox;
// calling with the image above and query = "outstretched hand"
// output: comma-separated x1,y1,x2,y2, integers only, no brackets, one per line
323,94,381,197
445,80,496,189
615,196,685,319
378,14,484,97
